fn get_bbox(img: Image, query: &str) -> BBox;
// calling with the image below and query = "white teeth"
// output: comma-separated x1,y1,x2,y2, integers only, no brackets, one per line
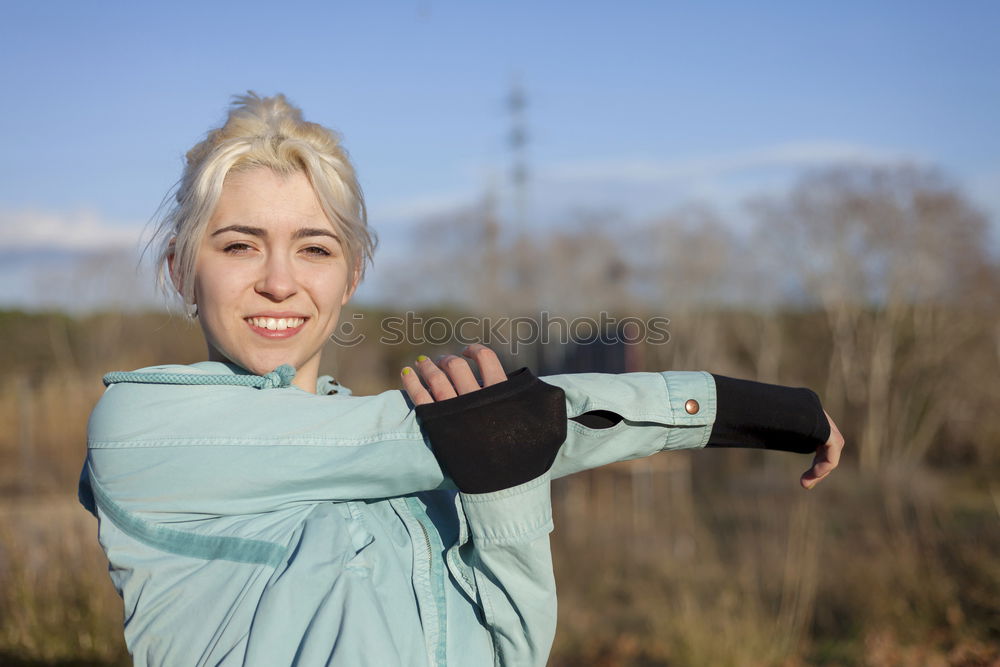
247,317,304,330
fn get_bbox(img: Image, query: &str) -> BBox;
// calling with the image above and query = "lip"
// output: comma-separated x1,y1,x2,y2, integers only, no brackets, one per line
246,311,311,319
244,313,309,339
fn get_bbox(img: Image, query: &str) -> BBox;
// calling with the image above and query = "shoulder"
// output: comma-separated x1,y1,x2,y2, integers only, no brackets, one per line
103,360,243,381
87,362,215,443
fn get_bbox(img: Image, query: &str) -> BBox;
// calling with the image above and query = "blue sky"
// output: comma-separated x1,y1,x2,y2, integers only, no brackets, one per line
1,1,998,308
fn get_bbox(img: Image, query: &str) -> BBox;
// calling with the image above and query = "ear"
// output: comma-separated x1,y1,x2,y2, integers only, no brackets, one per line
166,239,189,301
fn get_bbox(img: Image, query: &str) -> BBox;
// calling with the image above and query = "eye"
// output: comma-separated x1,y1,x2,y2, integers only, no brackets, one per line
302,245,333,257
223,242,254,255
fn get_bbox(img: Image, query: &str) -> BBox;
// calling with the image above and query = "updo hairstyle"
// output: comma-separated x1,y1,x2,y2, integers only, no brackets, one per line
150,92,376,305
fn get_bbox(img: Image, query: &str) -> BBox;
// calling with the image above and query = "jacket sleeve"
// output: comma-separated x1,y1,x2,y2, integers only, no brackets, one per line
545,371,831,459
85,366,721,518
85,370,445,518
542,370,717,479
447,474,557,667
706,374,830,453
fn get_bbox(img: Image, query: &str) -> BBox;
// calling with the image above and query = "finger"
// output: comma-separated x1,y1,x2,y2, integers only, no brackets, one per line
415,355,458,402
400,367,433,406
823,411,845,468
805,456,836,484
801,411,846,489
801,461,822,489
436,354,481,395
801,446,844,489
801,446,831,486
462,343,507,386
811,445,841,479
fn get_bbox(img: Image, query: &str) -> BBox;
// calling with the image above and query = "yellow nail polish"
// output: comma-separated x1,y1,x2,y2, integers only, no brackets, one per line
402,367,412,375
416,355,428,362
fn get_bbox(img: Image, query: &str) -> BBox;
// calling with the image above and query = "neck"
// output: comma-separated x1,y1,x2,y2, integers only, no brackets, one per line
290,367,319,393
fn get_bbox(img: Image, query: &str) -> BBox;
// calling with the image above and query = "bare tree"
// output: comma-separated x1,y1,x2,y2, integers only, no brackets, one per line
751,164,999,472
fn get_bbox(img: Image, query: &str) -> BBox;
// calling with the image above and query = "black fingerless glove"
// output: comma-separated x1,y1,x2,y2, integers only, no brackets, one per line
414,367,567,494
707,374,830,454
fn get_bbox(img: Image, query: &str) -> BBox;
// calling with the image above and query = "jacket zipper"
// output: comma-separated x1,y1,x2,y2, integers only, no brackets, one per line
393,495,447,666
416,514,433,563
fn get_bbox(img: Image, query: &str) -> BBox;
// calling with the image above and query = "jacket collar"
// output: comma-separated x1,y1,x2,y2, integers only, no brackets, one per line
189,361,349,395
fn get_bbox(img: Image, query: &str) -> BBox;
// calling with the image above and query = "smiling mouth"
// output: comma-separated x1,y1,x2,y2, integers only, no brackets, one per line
245,316,307,334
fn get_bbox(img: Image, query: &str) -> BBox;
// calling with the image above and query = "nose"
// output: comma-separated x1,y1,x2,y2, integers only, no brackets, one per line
254,252,298,301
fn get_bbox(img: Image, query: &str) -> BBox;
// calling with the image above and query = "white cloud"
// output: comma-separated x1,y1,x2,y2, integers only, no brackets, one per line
364,141,927,230
370,192,477,225
0,208,146,252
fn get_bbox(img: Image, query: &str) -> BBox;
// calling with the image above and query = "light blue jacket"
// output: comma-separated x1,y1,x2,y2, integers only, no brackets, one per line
80,361,717,666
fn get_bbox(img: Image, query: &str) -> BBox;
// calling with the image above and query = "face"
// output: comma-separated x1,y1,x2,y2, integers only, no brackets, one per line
186,168,356,392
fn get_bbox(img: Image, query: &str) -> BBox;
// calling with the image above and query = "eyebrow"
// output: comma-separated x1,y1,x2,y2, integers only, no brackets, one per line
293,227,341,242
211,225,340,242
211,225,266,238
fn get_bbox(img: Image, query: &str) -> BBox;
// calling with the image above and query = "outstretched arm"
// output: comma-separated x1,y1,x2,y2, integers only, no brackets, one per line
86,349,843,523
84,362,446,519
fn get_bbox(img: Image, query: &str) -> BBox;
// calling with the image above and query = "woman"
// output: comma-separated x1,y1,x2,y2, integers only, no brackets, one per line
81,92,844,666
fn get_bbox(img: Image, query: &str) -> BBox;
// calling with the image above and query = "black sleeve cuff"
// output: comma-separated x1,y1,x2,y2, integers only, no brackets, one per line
414,367,567,494
707,374,830,454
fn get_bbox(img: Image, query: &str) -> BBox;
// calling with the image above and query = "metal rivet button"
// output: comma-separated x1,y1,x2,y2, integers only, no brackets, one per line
684,399,700,415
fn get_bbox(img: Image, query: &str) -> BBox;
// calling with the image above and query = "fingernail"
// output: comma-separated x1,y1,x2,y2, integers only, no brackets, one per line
402,367,412,375
416,355,428,362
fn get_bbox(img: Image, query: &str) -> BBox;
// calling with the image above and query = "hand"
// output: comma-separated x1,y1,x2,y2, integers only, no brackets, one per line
400,343,507,406
800,410,844,489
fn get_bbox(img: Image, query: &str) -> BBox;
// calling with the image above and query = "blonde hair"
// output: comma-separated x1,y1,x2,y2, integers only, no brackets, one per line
150,92,376,304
